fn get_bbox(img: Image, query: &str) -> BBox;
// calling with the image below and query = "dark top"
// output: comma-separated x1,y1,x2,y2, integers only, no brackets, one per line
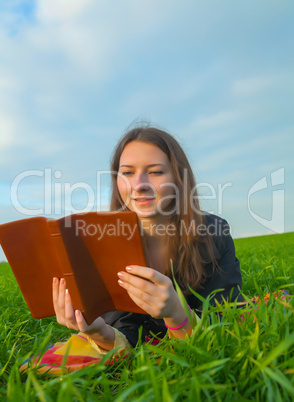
101,214,243,347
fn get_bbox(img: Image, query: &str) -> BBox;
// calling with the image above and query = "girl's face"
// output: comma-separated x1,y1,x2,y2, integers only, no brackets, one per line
117,141,176,219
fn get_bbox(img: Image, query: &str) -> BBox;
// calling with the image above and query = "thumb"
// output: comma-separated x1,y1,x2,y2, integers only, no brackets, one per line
75,309,89,332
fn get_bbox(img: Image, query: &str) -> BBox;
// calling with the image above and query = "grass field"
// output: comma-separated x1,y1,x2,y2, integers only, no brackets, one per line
0,232,293,401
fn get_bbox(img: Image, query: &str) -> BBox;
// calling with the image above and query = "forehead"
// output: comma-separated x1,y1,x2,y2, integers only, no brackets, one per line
119,141,170,166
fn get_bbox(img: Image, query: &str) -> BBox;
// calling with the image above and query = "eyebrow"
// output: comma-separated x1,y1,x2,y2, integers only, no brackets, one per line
119,164,165,168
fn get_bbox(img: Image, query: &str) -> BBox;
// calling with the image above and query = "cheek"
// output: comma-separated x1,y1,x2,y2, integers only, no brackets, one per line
117,177,130,199
159,176,176,197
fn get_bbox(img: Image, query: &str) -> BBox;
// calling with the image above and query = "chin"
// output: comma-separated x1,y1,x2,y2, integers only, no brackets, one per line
135,210,157,218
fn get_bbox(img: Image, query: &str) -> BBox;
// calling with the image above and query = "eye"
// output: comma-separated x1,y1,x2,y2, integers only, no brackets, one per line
150,171,163,175
121,171,133,176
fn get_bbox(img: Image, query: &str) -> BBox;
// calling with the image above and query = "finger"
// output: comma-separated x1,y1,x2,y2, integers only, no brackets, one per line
75,310,89,333
125,291,157,317
53,277,65,324
57,278,66,316
125,265,168,286
118,277,157,303
64,289,78,329
52,277,59,312
118,271,158,297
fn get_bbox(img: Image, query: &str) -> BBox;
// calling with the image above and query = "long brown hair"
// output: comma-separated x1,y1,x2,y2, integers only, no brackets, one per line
110,126,217,294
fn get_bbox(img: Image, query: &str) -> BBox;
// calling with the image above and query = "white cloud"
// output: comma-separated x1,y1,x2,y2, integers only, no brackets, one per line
232,75,277,97
26,0,179,81
0,113,15,152
179,109,243,151
0,0,293,243
0,0,184,138
193,126,293,174
0,73,18,92
191,110,241,130
36,0,91,22
120,74,202,118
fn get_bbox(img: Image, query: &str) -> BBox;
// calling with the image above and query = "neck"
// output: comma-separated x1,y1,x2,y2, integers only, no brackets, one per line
138,215,171,238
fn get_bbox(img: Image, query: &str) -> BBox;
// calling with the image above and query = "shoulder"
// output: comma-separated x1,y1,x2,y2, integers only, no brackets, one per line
201,213,230,236
200,213,232,259
190,213,243,305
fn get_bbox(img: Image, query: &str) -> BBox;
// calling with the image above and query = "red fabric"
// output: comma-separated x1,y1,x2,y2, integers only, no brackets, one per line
20,290,290,375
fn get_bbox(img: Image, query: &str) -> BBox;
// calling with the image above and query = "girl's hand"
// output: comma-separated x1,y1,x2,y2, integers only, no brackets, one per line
117,265,186,322
52,277,107,336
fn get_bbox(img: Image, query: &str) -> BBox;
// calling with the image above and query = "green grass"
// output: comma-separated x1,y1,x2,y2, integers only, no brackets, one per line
0,232,293,401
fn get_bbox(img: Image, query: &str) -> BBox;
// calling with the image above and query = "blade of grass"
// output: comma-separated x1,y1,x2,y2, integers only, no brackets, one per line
251,333,294,376
264,367,294,397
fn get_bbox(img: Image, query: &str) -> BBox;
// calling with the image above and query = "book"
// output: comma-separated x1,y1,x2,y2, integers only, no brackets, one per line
0,211,148,324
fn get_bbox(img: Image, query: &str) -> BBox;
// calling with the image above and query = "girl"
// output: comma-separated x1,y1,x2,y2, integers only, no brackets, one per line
52,126,243,354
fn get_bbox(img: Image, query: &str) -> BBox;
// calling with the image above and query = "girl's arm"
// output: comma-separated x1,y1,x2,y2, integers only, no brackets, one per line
117,265,194,339
52,277,115,350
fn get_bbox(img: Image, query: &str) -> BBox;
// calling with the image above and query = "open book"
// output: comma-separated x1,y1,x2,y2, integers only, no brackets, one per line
0,212,148,324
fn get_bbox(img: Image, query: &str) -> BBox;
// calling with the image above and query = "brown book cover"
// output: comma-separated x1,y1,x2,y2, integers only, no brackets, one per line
0,211,148,324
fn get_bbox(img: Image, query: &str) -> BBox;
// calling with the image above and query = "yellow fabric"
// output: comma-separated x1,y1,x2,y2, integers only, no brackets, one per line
53,334,101,358
19,325,131,375
83,325,131,355
53,325,131,357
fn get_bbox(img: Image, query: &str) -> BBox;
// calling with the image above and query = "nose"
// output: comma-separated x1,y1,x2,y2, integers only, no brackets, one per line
132,172,151,193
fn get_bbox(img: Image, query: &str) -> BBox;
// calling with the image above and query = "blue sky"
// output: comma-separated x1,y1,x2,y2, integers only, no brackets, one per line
0,0,293,261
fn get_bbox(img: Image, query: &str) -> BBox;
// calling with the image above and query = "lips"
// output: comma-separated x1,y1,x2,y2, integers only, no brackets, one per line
133,197,155,201
132,197,155,205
